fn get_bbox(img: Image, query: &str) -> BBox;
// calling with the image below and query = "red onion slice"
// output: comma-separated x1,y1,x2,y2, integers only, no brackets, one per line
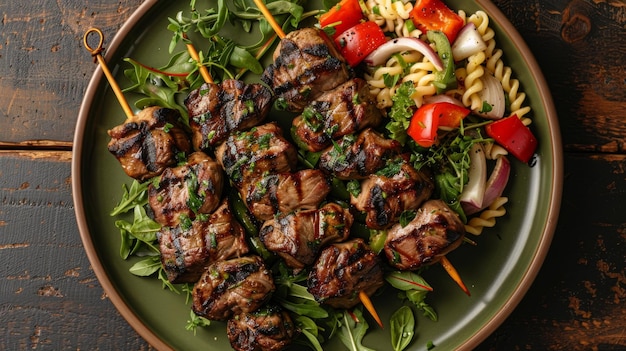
459,143,487,211
451,23,487,62
363,37,444,71
462,155,511,216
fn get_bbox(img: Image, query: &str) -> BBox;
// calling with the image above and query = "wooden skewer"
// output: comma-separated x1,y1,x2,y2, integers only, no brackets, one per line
252,0,386,327
182,32,213,84
359,291,383,328
440,256,471,296
83,28,134,118
253,0,286,39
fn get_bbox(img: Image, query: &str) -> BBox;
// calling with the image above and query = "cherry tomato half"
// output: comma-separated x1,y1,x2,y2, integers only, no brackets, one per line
319,0,364,38
334,21,387,66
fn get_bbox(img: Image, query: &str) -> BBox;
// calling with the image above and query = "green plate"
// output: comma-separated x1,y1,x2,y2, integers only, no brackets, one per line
73,0,562,350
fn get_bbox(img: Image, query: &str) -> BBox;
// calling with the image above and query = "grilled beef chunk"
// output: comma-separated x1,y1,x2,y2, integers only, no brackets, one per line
148,151,224,227
384,199,466,270
202,199,250,262
192,255,275,321
158,199,249,284
107,106,191,181
292,78,383,152
215,123,298,188
261,28,351,113
319,128,402,180
350,157,434,229
185,79,273,151
259,202,352,270
240,169,331,222
307,239,384,309
227,305,298,351
158,223,209,284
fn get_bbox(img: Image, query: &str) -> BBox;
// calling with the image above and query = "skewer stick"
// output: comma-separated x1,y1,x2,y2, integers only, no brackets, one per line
182,32,213,84
359,291,383,328
253,0,385,327
83,28,134,118
440,256,471,296
253,0,286,39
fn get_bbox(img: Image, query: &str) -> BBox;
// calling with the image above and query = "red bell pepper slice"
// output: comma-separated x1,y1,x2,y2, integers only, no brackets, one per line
319,0,364,38
334,21,387,66
407,102,470,147
485,115,538,163
434,101,470,128
409,0,465,43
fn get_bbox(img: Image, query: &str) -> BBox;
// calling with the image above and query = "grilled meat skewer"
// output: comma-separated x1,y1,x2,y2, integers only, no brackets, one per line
259,202,352,270
215,122,298,189
319,128,402,180
158,199,249,284
107,106,191,181
185,79,273,151
292,78,383,152
384,199,466,270
227,305,298,351
148,151,224,227
192,255,275,321
350,157,434,229
240,169,331,222
307,238,384,309
261,27,352,113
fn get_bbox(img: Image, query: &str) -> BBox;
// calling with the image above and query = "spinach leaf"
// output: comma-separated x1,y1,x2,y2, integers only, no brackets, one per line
390,306,415,351
110,180,150,216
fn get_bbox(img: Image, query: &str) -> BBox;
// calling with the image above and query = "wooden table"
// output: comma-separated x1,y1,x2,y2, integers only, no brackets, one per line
1,0,624,350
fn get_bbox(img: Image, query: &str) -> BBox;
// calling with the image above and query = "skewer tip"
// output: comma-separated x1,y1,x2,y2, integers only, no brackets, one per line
359,291,384,329
440,256,471,296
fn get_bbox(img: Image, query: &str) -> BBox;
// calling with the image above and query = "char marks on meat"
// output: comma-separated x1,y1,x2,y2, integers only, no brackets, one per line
351,157,434,229
307,238,384,309
185,79,273,151
241,169,331,222
384,199,466,270
319,128,402,179
107,106,191,181
261,28,351,113
215,123,297,188
227,305,298,351
158,199,249,284
148,151,224,227
259,202,352,270
292,78,383,152
192,255,275,321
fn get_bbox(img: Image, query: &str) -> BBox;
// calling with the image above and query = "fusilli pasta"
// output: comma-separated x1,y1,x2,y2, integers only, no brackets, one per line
465,197,509,235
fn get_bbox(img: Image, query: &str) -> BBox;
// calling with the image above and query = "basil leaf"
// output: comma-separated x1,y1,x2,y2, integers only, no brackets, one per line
390,306,415,351
129,256,161,276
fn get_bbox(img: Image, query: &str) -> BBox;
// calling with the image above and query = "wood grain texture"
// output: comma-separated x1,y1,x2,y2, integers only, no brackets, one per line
0,152,151,350
491,0,626,153
0,0,144,145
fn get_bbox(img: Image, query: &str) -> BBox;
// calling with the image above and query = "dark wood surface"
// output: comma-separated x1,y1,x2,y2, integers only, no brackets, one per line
1,0,624,350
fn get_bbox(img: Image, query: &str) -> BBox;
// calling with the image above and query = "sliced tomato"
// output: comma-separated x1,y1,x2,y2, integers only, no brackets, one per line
319,0,364,38
407,102,470,147
485,115,538,163
410,0,465,43
407,104,439,148
334,21,387,67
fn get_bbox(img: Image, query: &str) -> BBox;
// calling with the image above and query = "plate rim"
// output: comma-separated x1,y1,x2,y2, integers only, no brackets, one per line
72,0,563,350
72,0,173,350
